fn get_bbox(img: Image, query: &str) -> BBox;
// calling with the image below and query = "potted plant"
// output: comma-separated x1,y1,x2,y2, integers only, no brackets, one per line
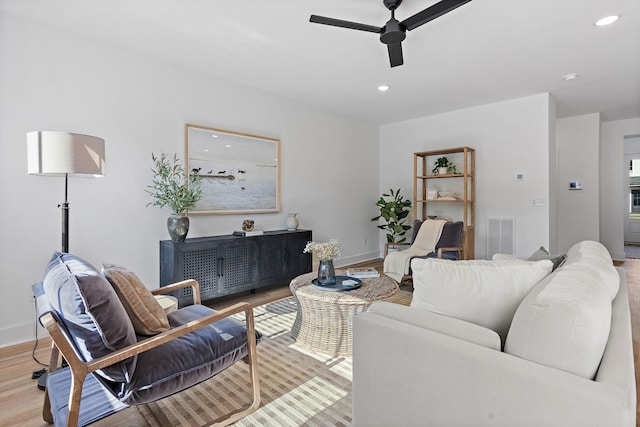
432,156,457,175
146,153,203,242
371,188,412,246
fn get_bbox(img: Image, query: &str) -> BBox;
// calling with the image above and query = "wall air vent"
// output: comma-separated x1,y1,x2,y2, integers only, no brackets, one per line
487,217,516,258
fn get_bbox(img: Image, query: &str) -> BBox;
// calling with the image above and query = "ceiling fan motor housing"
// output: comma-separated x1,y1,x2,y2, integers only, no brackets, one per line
383,0,403,11
380,19,406,44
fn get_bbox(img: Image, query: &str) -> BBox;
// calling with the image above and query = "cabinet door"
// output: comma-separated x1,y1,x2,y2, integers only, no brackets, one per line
284,232,313,278
218,240,258,295
257,234,285,286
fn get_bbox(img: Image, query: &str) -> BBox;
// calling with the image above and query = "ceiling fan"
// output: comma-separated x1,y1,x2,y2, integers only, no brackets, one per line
310,0,473,68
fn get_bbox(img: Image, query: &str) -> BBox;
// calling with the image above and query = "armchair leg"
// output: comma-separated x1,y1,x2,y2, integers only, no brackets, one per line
42,341,60,424
208,307,261,427
65,371,87,427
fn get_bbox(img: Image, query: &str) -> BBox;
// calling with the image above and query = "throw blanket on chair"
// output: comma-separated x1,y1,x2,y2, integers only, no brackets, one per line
383,219,447,283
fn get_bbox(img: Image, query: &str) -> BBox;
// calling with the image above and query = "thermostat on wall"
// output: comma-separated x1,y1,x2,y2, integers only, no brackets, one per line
569,181,582,190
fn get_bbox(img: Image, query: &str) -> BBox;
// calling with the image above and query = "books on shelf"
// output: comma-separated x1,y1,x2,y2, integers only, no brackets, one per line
233,230,264,237
345,267,380,278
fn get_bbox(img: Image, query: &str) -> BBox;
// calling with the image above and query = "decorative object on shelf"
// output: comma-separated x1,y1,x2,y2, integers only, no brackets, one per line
146,153,202,242
426,187,438,200
303,239,342,286
242,219,255,231
286,213,299,231
438,191,456,200
233,230,264,237
185,124,280,214
432,156,457,175
372,188,412,243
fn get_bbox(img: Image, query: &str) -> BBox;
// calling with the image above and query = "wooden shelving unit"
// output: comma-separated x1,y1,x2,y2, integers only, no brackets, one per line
414,147,475,259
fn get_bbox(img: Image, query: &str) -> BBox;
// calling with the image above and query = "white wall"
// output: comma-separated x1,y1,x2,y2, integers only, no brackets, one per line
555,114,601,253
379,94,553,259
0,13,380,347
601,118,640,261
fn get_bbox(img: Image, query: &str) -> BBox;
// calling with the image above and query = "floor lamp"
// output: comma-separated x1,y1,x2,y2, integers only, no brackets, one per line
27,130,105,389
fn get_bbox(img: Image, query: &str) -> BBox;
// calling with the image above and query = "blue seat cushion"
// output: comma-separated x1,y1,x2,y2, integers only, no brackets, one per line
47,369,129,427
120,304,261,405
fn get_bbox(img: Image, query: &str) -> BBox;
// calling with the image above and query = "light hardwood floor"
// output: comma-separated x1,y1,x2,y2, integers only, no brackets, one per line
1,258,636,426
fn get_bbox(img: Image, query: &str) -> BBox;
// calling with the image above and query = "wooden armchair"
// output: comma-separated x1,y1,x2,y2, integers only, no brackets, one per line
34,251,260,427
383,220,466,282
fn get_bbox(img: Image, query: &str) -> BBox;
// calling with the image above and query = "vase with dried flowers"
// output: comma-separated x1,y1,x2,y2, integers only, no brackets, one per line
303,239,342,285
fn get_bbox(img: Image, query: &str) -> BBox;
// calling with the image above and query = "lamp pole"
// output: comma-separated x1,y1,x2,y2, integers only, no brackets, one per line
60,173,70,253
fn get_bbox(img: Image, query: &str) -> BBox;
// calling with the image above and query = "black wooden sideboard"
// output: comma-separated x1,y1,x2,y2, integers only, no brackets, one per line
160,229,312,305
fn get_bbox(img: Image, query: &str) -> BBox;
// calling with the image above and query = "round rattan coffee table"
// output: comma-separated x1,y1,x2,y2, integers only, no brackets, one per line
290,270,399,356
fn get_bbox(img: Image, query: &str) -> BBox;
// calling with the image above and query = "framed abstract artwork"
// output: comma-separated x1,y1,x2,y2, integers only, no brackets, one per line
185,124,280,214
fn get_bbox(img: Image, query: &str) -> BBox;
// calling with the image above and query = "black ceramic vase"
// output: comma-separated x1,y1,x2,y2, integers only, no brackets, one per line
167,214,189,242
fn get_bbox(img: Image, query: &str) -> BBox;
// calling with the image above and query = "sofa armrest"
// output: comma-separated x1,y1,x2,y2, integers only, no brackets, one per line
353,310,633,427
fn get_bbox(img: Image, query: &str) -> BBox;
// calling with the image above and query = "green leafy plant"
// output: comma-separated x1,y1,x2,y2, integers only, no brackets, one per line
371,188,412,243
432,156,457,174
146,153,203,214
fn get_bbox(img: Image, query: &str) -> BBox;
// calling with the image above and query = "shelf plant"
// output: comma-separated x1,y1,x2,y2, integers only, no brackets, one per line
432,156,457,174
371,188,412,243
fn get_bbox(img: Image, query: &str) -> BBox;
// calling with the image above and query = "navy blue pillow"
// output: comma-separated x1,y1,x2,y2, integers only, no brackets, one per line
42,252,137,382
436,221,464,250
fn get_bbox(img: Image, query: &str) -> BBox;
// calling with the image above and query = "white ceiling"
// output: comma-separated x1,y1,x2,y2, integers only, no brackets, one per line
2,0,639,124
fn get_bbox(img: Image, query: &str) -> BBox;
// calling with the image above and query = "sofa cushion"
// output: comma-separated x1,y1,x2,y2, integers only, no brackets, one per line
41,252,137,382
121,304,261,405
410,258,553,343
103,263,170,336
493,251,567,271
505,240,619,379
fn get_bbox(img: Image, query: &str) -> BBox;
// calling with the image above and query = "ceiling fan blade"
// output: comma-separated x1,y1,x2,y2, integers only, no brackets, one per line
401,0,473,31
387,43,404,67
310,15,383,34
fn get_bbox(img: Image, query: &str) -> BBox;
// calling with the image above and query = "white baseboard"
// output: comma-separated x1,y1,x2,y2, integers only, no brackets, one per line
334,251,380,268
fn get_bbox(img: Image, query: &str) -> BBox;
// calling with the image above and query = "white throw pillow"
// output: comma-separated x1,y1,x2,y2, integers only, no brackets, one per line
410,258,553,344
505,240,618,379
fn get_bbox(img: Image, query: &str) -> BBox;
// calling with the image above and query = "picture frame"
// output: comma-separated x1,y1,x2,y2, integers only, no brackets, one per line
426,187,438,200
185,124,281,215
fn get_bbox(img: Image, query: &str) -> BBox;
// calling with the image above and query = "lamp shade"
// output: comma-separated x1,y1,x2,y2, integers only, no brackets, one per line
27,131,105,176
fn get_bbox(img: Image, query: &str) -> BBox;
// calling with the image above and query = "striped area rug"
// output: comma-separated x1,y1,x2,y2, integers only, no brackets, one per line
138,291,412,426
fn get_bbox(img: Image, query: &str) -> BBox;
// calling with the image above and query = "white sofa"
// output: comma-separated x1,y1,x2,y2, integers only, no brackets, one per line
353,241,636,426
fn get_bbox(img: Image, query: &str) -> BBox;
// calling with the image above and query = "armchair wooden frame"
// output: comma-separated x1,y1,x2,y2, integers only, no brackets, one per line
384,225,467,283
384,227,467,259
40,279,260,427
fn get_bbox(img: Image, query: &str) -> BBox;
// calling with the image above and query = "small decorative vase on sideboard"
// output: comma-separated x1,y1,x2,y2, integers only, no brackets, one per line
317,259,336,285
167,214,190,242
286,213,299,231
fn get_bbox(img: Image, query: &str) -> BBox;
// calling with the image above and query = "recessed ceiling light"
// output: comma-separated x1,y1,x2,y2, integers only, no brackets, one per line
563,73,579,81
378,85,390,92
595,15,619,26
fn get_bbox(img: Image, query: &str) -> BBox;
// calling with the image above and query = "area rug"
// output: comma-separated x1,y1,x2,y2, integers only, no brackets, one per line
137,291,412,426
